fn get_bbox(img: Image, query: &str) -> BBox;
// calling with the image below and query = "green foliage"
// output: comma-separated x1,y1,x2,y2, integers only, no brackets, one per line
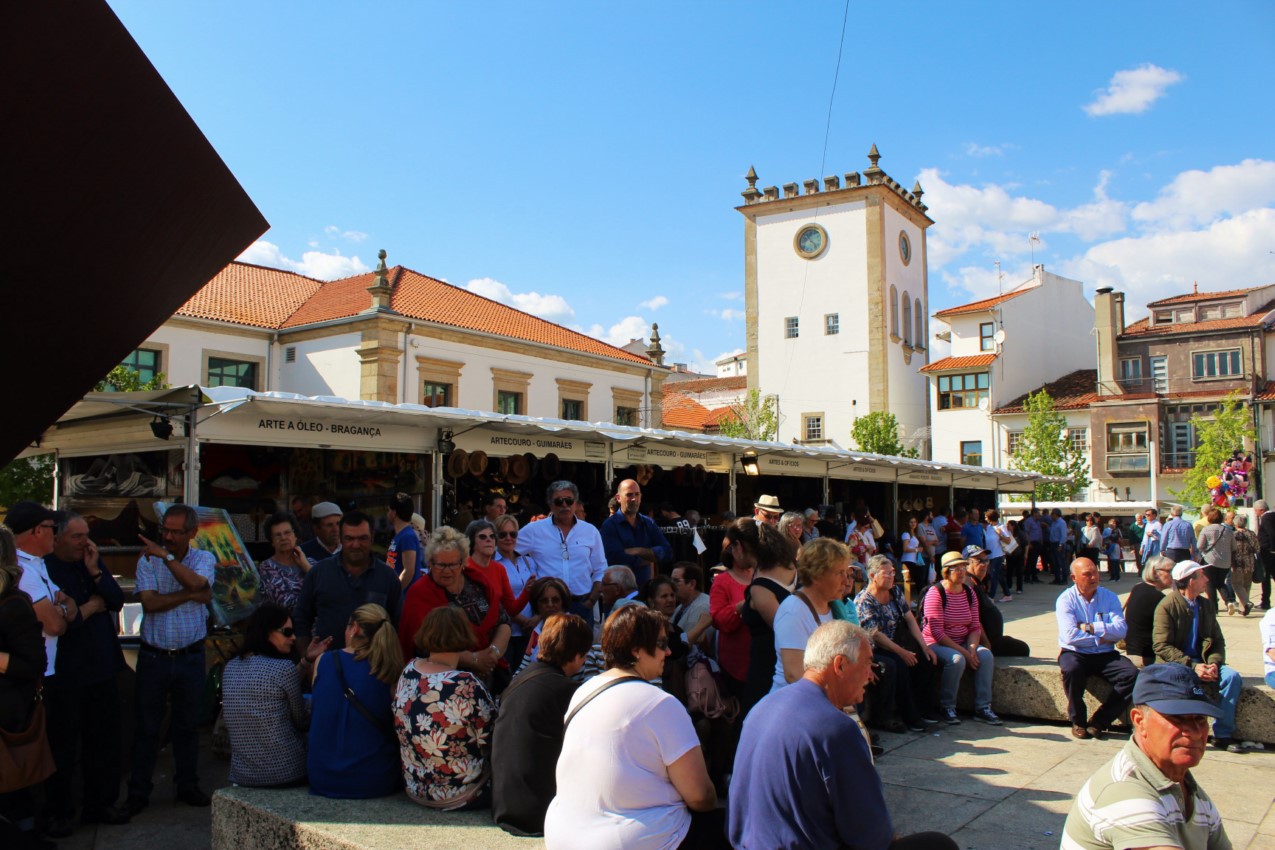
1173,390,1256,508
1010,389,1091,501
717,388,778,442
94,365,168,393
850,411,919,458
0,454,55,508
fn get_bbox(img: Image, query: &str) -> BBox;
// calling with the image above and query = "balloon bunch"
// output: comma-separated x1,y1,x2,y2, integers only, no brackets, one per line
1211,451,1254,507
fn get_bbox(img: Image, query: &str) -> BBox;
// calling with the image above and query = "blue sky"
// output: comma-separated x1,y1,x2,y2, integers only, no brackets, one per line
110,1,1275,371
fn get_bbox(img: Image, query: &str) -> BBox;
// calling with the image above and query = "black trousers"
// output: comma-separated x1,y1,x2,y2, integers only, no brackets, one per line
1261,552,1274,607
890,833,960,850
1204,565,1236,607
1058,650,1138,729
44,673,125,819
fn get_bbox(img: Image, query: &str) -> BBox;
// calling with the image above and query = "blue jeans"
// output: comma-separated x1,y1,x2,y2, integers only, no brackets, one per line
128,649,205,799
988,556,1009,596
1207,664,1243,740
930,644,994,711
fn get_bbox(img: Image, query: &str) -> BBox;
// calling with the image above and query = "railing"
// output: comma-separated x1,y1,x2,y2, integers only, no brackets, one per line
1160,450,1196,470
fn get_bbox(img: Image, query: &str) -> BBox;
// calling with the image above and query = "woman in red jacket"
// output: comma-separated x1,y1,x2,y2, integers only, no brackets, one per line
398,526,512,692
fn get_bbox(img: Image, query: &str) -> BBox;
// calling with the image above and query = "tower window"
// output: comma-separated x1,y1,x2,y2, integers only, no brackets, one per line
825,313,839,335
784,316,799,339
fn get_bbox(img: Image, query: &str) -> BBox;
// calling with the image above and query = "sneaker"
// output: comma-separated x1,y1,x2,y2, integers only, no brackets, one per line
920,714,941,725
999,595,1013,602
941,707,960,725
973,707,1003,726
1227,602,1237,616
906,720,927,733
1213,737,1246,754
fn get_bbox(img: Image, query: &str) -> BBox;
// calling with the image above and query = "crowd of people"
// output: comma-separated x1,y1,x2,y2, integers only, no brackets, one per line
1,484,1271,849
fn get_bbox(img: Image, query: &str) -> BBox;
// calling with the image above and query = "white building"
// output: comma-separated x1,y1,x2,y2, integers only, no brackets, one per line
716,352,747,378
738,146,932,452
923,265,1094,467
124,252,668,426
991,369,1100,501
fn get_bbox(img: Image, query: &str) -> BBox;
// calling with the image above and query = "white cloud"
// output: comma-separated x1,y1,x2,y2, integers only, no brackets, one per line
585,315,650,347
964,142,1010,158
237,240,371,280
707,308,746,321
323,225,369,242
719,291,743,301
1063,208,1275,321
1131,159,1275,231
464,277,576,324
1083,63,1184,117
639,295,669,311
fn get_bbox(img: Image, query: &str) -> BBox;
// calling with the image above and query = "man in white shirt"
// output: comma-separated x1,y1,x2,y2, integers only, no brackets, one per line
6,502,74,679
518,480,607,626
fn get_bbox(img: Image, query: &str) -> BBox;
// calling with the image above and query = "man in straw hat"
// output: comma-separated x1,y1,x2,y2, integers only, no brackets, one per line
753,495,782,527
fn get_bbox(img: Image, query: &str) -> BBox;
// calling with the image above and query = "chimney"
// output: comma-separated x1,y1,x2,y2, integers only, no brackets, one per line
1094,287,1122,396
646,323,666,366
365,249,397,313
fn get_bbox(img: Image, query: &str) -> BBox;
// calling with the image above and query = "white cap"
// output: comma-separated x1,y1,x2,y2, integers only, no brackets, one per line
1171,560,1206,582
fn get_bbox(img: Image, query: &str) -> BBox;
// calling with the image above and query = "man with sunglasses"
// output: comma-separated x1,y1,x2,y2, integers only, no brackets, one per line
518,480,606,627
127,503,216,816
601,479,671,588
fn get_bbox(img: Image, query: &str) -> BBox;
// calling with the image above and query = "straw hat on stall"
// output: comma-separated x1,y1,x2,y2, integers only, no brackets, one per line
446,448,469,479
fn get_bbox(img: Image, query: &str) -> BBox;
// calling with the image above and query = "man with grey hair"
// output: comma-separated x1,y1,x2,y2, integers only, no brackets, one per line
801,508,821,544
1160,504,1196,563
1256,499,1273,609
519,480,606,626
598,565,640,617
730,621,958,850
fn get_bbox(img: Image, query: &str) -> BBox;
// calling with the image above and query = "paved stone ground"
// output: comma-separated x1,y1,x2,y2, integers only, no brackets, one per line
52,566,1275,849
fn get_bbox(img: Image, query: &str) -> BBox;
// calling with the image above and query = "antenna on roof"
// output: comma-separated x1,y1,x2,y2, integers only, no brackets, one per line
1028,232,1040,265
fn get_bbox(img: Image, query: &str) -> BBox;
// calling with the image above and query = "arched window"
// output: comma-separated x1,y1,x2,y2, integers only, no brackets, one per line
889,285,899,338
914,298,924,349
902,291,912,345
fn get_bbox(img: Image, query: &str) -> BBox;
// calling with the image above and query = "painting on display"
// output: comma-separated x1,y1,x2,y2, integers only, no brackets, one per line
155,501,261,627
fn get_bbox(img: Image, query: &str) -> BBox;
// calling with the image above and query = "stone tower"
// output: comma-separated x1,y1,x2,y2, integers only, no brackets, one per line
737,146,933,453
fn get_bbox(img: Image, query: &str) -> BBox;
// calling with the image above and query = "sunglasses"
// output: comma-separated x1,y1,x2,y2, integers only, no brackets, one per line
276,627,295,637
553,497,577,507
497,531,518,539
475,533,495,540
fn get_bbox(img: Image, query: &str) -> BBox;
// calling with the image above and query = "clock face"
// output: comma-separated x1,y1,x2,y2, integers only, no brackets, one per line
899,231,912,265
794,224,828,259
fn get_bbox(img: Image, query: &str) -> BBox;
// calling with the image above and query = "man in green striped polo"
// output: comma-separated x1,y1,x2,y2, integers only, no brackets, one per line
1062,663,1231,850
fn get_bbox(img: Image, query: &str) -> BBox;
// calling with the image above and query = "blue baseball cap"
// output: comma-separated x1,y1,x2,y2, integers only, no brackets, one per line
1132,664,1223,718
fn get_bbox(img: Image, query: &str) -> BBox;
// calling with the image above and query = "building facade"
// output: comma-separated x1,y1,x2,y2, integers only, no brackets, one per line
738,146,932,452
924,265,1094,467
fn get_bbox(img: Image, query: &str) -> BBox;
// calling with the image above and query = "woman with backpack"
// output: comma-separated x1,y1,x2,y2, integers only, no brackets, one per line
921,552,1001,727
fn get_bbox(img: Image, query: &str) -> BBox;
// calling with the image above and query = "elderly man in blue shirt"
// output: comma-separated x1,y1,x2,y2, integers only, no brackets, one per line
600,478,671,588
1047,509,1069,584
1056,557,1139,740
1160,505,1197,563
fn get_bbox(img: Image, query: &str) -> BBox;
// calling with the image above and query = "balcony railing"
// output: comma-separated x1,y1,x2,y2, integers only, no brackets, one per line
1161,450,1196,470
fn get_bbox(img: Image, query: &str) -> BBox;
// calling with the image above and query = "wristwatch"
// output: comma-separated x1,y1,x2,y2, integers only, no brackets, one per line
164,553,176,562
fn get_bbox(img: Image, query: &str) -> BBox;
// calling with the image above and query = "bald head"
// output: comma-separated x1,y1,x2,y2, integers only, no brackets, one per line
616,479,642,517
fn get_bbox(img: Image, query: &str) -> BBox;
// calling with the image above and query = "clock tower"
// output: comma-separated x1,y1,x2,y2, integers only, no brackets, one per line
738,145,933,454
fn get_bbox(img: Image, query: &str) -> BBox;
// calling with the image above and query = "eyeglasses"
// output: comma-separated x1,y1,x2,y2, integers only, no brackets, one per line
276,627,295,637
553,497,577,507
475,533,495,541
431,560,463,570
655,637,670,651
496,531,518,539
38,522,56,532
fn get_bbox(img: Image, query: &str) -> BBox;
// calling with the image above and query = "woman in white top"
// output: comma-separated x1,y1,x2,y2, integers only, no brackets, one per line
772,538,851,691
983,509,1012,602
544,605,718,850
899,514,924,589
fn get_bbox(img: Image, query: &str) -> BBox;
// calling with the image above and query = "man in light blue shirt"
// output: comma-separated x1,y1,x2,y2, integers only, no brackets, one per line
1160,505,1197,562
1047,509,1069,584
518,480,607,625
1056,557,1138,740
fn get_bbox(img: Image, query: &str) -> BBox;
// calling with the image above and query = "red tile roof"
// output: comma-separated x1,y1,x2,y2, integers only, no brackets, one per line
661,392,712,431
178,262,654,366
1256,381,1275,401
666,375,747,394
933,288,1032,318
704,406,737,427
1120,302,1275,338
994,370,1098,414
1147,286,1267,307
919,353,998,374
176,262,323,329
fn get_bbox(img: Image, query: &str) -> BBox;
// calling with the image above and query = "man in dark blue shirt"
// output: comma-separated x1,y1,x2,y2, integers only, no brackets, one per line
44,512,131,831
961,508,986,551
729,620,957,850
600,479,671,588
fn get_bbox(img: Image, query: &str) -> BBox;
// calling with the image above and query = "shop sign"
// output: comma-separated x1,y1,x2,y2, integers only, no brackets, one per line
451,428,595,462
198,410,426,451
899,469,951,485
757,454,827,477
615,445,727,470
827,462,897,482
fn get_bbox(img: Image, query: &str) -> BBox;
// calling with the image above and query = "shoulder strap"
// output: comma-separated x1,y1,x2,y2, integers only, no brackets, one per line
794,590,821,626
499,663,558,704
564,675,648,730
329,651,395,741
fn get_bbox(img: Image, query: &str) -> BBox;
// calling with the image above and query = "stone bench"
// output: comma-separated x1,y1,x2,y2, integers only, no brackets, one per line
212,786,543,850
957,656,1275,743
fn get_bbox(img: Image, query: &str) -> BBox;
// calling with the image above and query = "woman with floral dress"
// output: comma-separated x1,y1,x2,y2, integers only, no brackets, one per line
394,606,497,810
256,511,315,610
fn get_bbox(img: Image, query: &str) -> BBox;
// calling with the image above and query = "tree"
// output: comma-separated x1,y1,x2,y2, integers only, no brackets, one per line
1173,390,1256,509
717,389,778,442
94,365,168,393
850,411,919,457
1010,389,1090,501
0,454,55,507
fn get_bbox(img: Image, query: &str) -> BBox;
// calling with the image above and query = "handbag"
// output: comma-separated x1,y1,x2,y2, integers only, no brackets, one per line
0,688,56,794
